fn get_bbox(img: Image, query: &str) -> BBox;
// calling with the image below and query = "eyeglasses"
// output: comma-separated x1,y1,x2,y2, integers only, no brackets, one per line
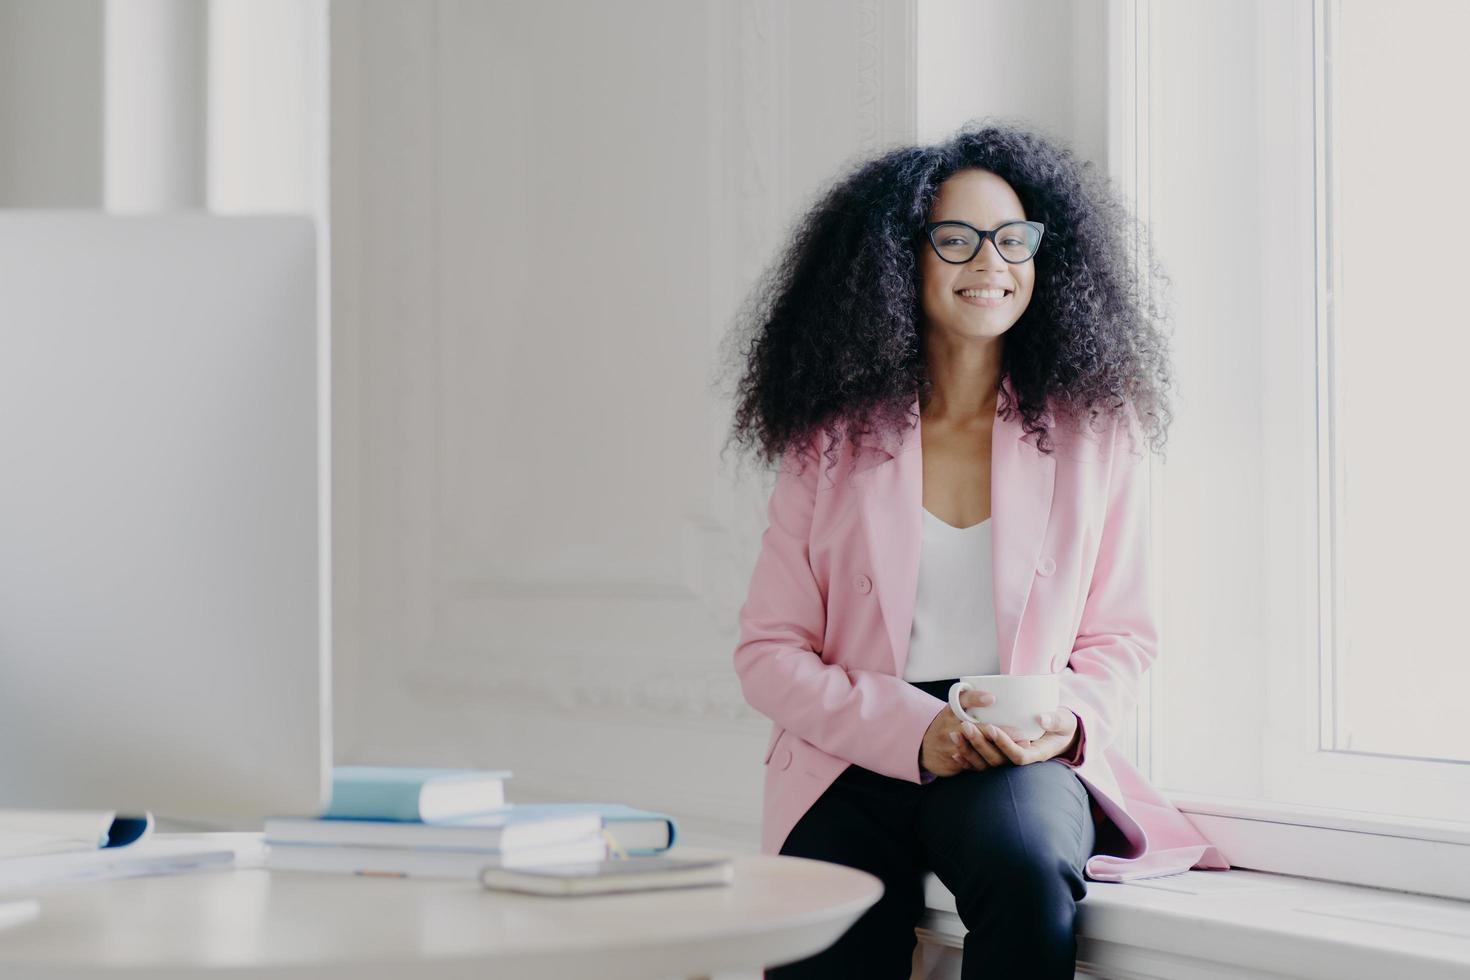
921,220,1045,265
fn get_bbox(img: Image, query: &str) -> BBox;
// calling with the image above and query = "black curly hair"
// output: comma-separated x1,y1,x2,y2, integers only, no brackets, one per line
716,117,1175,483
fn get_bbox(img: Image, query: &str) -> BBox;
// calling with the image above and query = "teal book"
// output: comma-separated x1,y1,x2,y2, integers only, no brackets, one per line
322,766,513,822
482,803,677,856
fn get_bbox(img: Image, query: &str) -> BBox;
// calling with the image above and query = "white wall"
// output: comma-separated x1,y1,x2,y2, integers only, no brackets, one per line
918,0,1108,161
207,0,327,215
0,0,325,212
329,0,918,847
104,0,207,210
330,0,1109,850
0,0,104,205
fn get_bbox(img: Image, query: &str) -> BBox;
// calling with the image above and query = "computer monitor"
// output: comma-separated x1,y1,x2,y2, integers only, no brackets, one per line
0,212,329,826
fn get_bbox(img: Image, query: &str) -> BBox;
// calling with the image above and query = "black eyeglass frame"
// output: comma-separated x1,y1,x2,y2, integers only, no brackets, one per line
920,219,1046,265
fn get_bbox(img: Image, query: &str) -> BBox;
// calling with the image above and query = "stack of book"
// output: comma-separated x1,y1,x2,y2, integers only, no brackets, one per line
263,766,678,880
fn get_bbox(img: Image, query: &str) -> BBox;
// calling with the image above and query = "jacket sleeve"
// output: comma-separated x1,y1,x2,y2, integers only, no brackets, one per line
1056,712,1086,768
1056,404,1158,769
733,436,947,784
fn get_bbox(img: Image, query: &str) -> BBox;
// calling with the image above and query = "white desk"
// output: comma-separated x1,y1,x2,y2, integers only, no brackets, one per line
0,837,880,979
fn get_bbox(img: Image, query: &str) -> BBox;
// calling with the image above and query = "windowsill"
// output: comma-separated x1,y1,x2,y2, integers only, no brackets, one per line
673,823,1470,978
917,869,1470,980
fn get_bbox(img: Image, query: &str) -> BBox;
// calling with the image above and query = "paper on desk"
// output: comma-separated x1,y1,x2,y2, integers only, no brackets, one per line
0,809,115,859
0,809,155,859
0,830,97,861
0,839,238,893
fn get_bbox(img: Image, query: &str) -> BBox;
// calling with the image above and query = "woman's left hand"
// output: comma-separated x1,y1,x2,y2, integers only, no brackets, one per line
959,707,1079,768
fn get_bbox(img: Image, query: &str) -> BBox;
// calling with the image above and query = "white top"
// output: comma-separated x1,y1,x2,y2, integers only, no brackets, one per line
903,507,1001,682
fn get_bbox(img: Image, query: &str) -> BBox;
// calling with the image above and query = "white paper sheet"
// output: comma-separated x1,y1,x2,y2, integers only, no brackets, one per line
0,839,238,893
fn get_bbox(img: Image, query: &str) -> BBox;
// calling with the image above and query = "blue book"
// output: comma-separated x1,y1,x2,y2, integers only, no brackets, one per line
321,766,513,822
483,803,677,855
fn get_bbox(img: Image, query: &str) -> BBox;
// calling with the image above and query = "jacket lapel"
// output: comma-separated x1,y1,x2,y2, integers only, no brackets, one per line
854,377,1057,677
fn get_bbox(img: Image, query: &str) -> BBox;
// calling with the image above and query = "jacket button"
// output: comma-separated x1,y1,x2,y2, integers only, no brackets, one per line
854,574,872,594
1037,556,1056,576
777,748,792,770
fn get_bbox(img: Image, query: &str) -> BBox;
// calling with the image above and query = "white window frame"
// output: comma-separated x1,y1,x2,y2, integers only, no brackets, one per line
1105,0,1470,903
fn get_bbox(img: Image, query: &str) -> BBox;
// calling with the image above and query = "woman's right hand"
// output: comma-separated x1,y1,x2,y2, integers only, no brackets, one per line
920,690,1034,777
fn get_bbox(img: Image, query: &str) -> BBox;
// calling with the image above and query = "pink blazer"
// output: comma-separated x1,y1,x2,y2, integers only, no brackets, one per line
733,375,1230,882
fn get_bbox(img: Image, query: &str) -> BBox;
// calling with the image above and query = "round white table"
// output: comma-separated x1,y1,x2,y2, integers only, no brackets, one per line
0,843,882,979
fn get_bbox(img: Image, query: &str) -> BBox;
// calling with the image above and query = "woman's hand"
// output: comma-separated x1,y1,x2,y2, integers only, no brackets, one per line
922,693,1080,776
968,703,1079,768
920,691,1036,777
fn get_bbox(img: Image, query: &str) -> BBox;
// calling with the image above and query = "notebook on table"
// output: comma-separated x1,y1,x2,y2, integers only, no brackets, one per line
478,854,734,897
322,767,511,822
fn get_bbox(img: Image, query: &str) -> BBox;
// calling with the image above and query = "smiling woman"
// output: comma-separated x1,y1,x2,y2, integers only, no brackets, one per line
720,119,1225,980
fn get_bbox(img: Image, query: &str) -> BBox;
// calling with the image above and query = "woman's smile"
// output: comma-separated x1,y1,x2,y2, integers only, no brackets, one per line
955,288,1013,309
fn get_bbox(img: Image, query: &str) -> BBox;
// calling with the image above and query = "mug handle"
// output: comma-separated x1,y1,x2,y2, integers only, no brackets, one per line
948,681,977,723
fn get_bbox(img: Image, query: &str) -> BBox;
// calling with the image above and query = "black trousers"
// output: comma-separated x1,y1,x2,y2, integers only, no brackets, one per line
767,678,1097,980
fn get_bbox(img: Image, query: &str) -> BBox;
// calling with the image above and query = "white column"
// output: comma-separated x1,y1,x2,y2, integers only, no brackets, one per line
104,0,207,211
207,0,326,214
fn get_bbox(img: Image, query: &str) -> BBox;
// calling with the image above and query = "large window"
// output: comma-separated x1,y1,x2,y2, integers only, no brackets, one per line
1327,0,1469,769
1114,0,1470,899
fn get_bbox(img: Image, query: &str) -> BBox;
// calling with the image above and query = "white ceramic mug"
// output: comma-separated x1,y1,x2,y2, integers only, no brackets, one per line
948,673,1059,743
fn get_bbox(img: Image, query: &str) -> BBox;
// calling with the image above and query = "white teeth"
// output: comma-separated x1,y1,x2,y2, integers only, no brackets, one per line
959,288,1008,299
